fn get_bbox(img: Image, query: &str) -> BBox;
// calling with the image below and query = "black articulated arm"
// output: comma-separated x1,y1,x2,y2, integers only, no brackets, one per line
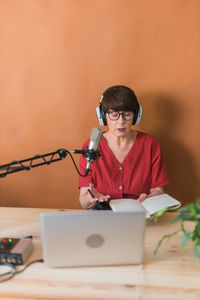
0,149,69,178
0,148,101,178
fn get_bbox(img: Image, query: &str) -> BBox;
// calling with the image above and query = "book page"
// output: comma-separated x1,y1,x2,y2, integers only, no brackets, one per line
141,194,181,216
109,198,147,214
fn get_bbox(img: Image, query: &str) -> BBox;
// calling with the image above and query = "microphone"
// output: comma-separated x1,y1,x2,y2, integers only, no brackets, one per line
85,127,103,176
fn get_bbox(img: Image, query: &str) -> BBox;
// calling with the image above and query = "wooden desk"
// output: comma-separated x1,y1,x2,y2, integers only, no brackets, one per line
0,207,199,300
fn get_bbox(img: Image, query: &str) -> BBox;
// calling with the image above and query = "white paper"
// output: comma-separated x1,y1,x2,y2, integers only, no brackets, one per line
140,194,181,215
109,194,181,218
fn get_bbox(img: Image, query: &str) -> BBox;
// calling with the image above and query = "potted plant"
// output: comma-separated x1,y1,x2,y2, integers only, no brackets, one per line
154,197,200,260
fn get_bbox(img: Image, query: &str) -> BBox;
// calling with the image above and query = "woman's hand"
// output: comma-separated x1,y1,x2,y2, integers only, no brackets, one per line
79,183,110,209
137,187,164,203
89,183,110,203
137,193,148,202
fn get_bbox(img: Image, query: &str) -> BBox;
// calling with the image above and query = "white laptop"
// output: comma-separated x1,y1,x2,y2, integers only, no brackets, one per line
40,209,146,267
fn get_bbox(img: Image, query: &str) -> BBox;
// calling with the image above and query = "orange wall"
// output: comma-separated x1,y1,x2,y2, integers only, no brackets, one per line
0,0,199,208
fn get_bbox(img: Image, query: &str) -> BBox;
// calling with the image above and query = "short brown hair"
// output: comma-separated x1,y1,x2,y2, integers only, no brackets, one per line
101,85,139,113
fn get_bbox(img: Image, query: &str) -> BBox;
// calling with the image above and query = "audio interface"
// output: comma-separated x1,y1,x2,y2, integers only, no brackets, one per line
0,237,33,265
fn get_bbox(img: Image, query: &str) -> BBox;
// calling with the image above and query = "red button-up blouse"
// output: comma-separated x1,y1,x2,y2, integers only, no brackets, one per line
79,131,170,200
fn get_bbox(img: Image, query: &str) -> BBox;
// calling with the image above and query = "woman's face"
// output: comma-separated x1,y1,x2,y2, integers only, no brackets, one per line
106,111,134,137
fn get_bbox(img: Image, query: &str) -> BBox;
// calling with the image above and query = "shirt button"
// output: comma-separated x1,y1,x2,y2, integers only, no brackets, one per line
119,185,123,190
119,166,123,170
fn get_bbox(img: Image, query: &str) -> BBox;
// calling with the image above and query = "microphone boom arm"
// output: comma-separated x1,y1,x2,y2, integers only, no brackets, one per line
0,148,97,178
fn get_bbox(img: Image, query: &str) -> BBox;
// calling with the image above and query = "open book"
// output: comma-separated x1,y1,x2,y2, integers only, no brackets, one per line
109,194,181,218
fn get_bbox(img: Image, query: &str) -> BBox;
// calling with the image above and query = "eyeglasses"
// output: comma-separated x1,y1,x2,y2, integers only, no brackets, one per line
107,111,134,121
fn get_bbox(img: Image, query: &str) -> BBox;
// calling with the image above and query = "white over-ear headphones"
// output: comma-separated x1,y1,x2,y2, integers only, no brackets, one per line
96,85,142,126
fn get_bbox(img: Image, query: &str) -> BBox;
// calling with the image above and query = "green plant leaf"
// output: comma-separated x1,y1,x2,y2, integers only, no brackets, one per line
154,207,168,221
154,229,182,255
178,206,190,213
181,232,191,248
154,197,200,260
191,224,200,241
170,213,195,224
194,238,200,247
186,203,198,216
193,246,200,260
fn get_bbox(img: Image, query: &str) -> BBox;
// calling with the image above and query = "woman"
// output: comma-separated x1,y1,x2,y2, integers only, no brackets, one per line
79,85,170,209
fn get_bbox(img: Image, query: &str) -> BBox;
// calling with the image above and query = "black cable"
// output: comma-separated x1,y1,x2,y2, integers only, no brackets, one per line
0,265,16,278
65,150,86,177
0,273,16,283
0,259,43,283
16,259,44,274
0,263,17,283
